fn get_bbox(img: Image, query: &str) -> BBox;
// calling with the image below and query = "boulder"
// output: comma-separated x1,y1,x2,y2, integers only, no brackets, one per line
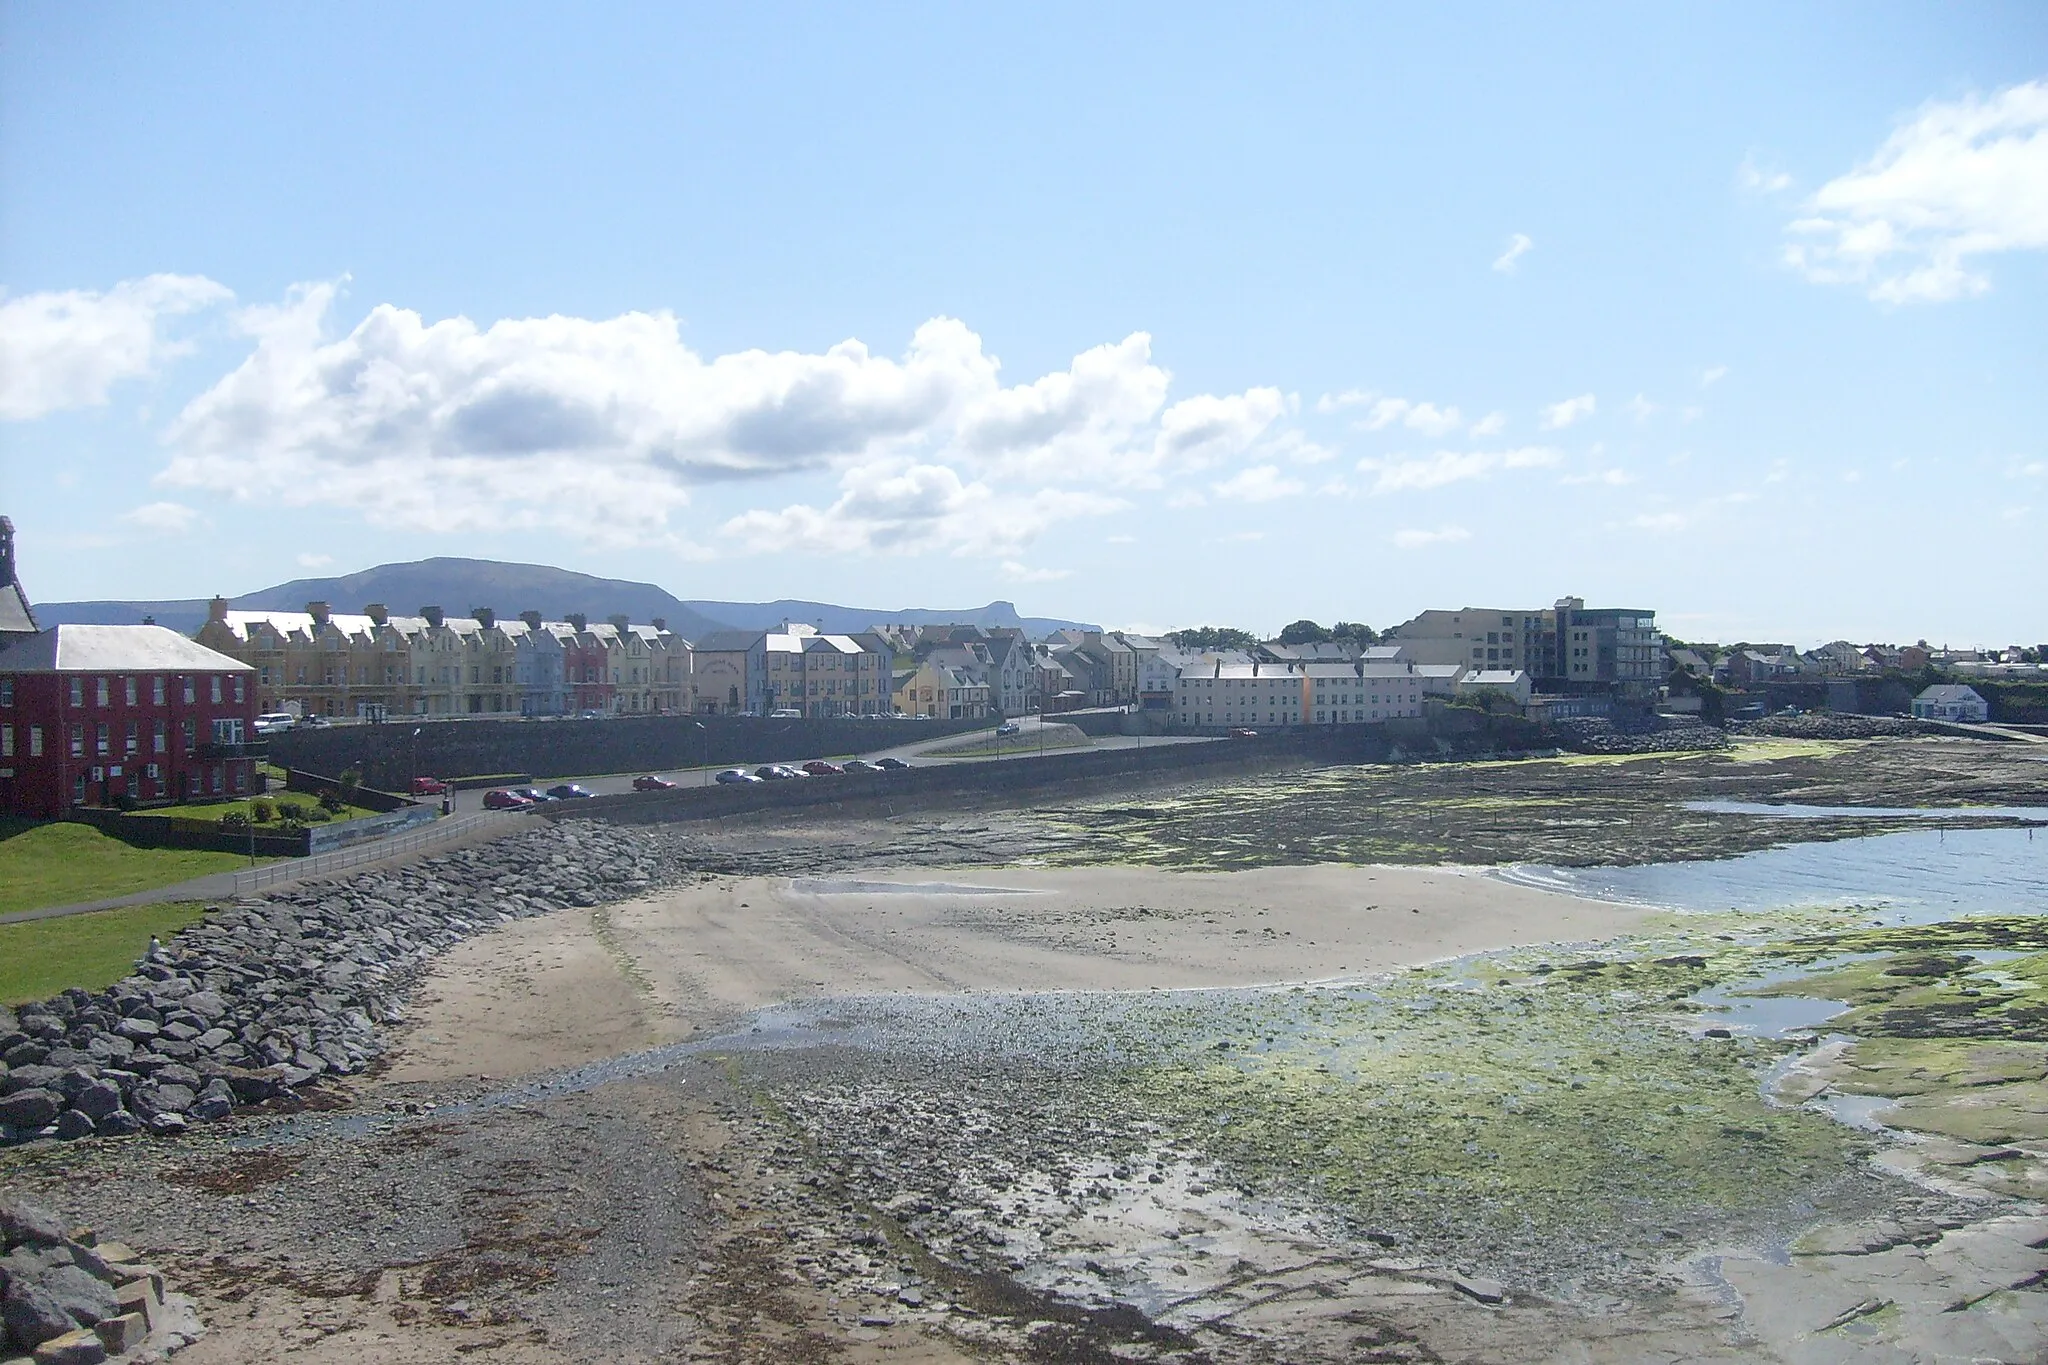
31,1267,115,1328
92,1112,141,1138
0,1091,60,1132
51,1112,95,1142
0,1201,67,1247
1,1279,73,1349
30,1327,108,1364
69,1084,120,1124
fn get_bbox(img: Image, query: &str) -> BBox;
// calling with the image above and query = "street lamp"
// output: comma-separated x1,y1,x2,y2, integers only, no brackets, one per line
692,721,708,786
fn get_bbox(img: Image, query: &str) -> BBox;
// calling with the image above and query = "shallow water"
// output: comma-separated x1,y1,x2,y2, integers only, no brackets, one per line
1498,823,2048,922
1685,799,2048,820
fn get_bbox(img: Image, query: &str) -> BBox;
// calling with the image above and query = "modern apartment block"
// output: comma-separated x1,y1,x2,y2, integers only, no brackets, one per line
1387,596,1659,696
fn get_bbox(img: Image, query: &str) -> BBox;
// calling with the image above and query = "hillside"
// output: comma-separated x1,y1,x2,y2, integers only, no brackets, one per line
33,558,1096,639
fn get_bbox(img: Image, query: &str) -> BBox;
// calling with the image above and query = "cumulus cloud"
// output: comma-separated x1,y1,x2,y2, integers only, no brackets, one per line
1700,364,1728,387
0,274,231,420
118,501,202,534
718,460,1123,557
1539,394,1597,429
158,285,1278,549
1784,80,2048,302
1210,464,1305,503
1737,156,1793,194
1356,446,1561,494
1492,233,1534,273
1468,412,1506,437
1321,391,1471,437
1391,525,1471,549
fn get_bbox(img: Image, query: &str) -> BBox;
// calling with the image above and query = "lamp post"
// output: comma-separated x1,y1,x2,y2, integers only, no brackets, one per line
692,721,708,786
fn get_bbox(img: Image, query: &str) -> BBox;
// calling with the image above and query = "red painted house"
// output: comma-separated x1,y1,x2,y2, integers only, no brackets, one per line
0,626,260,818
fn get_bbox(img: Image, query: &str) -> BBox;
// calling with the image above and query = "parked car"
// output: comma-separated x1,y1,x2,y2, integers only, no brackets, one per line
1229,727,1259,738
841,759,881,773
996,721,1020,736
482,789,533,810
801,760,842,776
254,712,297,735
575,710,605,720
510,787,555,803
299,714,332,728
411,776,451,796
756,764,806,780
545,783,595,799
715,767,762,785
874,756,909,770
632,774,678,791
768,708,805,719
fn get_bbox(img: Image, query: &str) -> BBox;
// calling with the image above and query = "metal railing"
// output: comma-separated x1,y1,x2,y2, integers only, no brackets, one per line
229,811,520,894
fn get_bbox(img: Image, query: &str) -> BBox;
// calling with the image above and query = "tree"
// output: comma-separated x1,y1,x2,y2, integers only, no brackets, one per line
1167,626,1260,651
1277,619,1331,645
1331,621,1378,645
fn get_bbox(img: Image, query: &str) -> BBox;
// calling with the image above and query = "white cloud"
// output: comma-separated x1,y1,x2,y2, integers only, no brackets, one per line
1700,364,1728,387
1166,489,1208,509
1784,80,2048,302
1316,388,1373,414
1392,525,1471,549
1561,467,1637,487
2011,459,2046,479
159,285,1279,548
118,501,202,534
296,552,335,568
0,274,231,420
1492,233,1534,273
1468,412,1506,437
1614,491,1758,535
1625,394,1658,423
1318,389,1472,438
1737,156,1793,194
719,460,1122,557
999,561,1073,583
1105,534,1137,544
1538,393,1597,429
1357,446,1561,494
1210,464,1305,503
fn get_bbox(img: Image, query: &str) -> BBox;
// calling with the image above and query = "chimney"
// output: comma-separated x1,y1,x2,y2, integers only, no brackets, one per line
422,605,445,628
0,515,14,588
364,603,389,626
650,617,666,632
307,600,332,627
520,609,543,630
207,595,230,624
472,607,496,629
566,612,588,632
608,613,630,634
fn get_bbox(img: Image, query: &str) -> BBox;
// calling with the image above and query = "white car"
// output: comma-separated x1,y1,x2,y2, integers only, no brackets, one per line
768,708,805,718
254,712,297,734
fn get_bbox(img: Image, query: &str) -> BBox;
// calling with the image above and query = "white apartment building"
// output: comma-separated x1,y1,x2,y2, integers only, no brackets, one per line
1175,661,1427,729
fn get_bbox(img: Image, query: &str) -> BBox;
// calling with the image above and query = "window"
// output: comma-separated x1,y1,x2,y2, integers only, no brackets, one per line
0,679,10,706
97,677,110,706
70,677,83,706
73,773,86,804
183,677,196,703
70,724,84,757
95,723,109,755
125,724,138,755
210,676,222,703
234,676,245,703
152,676,165,705
210,766,223,794
181,718,195,752
30,726,43,756
0,725,10,757
124,677,138,705
154,720,166,753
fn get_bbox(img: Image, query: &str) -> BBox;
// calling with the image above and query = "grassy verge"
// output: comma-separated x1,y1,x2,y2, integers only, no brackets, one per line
128,794,384,824
0,820,262,916
0,902,209,1005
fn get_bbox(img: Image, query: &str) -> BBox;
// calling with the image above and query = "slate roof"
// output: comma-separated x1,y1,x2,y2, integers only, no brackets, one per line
0,624,253,673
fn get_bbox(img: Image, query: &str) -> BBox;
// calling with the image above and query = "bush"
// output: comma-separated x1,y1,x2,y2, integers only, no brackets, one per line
251,799,276,824
218,811,249,832
317,787,346,813
275,801,308,826
300,805,332,823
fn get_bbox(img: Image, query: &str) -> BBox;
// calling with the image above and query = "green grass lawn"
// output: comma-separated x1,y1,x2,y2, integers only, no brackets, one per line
0,819,261,916
128,793,383,824
0,902,209,1005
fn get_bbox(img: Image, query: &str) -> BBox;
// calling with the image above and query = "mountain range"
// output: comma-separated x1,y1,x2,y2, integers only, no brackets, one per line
33,557,1098,639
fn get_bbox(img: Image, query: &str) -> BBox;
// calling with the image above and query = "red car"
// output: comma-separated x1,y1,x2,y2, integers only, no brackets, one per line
482,789,531,809
632,774,678,791
801,760,843,776
412,776,451,795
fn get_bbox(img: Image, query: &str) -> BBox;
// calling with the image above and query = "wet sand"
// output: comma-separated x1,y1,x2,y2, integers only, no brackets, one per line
392,863,1656,1083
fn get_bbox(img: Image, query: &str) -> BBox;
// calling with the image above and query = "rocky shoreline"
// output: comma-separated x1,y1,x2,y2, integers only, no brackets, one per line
0,823,694,1148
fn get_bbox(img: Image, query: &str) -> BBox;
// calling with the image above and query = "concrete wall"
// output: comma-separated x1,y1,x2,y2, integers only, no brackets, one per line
267,713,992,789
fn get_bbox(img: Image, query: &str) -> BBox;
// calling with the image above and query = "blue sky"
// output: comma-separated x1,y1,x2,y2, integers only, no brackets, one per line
1,3,2043,645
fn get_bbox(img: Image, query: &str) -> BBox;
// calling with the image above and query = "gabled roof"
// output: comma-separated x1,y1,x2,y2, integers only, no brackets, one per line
1916,684,1985,703
0,624,253,673
0,580,35,635
693,630,765,653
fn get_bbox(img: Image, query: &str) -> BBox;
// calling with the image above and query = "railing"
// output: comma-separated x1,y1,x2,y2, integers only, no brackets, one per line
195,739,269,760
229,811,522,894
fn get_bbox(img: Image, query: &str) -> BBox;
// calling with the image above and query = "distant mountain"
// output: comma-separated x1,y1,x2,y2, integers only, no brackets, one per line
685,598,1098,637
33,557,1097,640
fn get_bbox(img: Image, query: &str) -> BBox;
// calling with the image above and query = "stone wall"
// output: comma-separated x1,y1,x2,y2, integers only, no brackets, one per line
267,714,991,789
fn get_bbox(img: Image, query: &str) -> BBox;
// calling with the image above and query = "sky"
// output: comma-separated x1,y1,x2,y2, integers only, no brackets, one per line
1,4,2043,647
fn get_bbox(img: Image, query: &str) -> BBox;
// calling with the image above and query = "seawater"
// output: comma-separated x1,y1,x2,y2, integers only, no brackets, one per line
1497,824,2048,923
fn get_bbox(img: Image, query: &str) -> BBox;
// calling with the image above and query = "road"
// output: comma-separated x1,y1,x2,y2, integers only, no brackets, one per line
441,715,1218,812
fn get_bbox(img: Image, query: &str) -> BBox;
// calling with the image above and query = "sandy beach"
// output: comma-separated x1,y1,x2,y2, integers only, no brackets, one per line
390,863,1657,1084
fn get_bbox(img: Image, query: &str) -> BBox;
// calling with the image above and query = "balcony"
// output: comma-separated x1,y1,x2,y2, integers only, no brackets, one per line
194,739,269,760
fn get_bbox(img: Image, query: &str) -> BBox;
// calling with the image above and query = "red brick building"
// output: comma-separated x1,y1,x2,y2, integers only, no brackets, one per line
0,625,261,818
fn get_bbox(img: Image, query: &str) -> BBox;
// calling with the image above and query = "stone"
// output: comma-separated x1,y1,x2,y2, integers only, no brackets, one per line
1448,1274,1506,1304
1,1281,73,1349
92,1112,141,1138
29,1329,106,1365
148,1085,195,1116
192,1029,232,1052
180,992,225,1021
187,1096,231,1122
70,1084,120,1123
0,1092,60,1130
90,1313,144,1355
33,1266,117,1328
0,1201,67,1247
109,1020,157,1044
0,1068,61,1098
51,1112,95,1141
